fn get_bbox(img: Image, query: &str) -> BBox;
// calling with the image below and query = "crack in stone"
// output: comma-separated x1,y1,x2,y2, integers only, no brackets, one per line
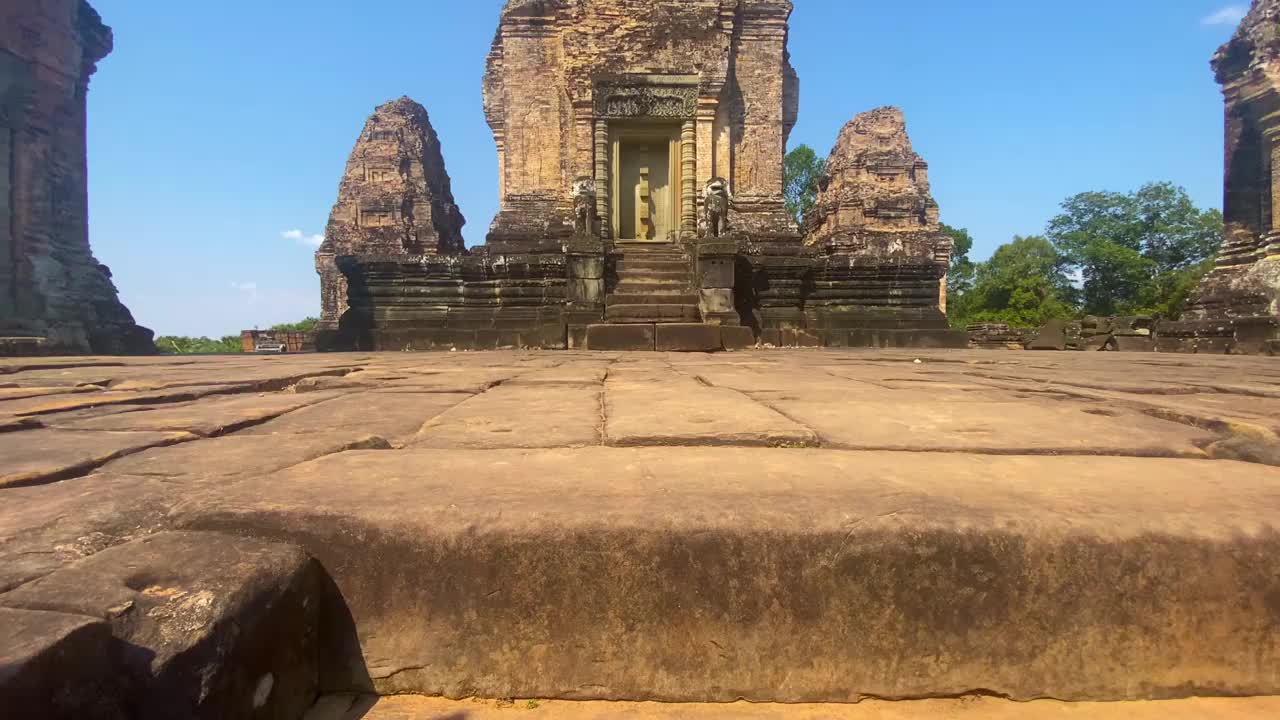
0,433,200,491
6,368,359,419
675,368,825,448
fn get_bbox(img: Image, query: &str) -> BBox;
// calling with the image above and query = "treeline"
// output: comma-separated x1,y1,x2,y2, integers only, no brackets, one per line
781,148,1222,330
157,318,320,355
155,335,243,354
945,182,1222,329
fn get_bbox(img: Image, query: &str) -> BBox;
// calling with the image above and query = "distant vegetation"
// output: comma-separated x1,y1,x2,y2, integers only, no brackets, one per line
782,150,1223,329
947,182,1223,329
270,317,320,332
156,317,320,354
156,335,242,354
783,145,825,225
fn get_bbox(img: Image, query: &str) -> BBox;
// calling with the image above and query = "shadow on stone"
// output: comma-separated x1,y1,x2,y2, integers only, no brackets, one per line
317,566,376,695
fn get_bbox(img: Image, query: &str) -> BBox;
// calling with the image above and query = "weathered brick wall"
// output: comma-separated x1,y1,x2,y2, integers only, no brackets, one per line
0,0,151,354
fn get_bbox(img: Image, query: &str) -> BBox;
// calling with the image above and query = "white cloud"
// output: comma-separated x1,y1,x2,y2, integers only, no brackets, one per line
1202,5,1247,26
281,228,324,248
231,281,261,304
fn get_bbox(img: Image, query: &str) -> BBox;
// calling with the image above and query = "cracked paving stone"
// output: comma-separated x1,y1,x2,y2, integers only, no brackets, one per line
0,429,195,490
50,391,348,437
412,383,601,449
241,391,472,447
605,376,815,447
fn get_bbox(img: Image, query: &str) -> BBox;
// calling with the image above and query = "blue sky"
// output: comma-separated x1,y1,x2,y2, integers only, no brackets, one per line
88,0,1249,337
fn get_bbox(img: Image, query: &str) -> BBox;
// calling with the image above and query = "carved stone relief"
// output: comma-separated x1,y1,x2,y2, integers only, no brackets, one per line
594,83,697,120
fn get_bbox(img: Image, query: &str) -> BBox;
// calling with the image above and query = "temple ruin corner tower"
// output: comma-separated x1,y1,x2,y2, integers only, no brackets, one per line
1160,0,1280,354
0,0,153,355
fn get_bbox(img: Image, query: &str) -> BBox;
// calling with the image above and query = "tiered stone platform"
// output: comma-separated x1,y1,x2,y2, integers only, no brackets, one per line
2,350,1279,717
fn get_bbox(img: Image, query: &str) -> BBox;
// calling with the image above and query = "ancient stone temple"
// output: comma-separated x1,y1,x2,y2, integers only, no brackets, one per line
315,98,466,331
1159,0,1280,354
325,0,959,351
0,0,152,355
803,107,964,348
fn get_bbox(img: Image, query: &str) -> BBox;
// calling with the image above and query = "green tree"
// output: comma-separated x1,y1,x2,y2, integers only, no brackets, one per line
155,335,243,354
1143,259,1215,320
1046,182,1222,317
783,144,825,225
270,317,320,332
940,224,976,305
950,236,1077,329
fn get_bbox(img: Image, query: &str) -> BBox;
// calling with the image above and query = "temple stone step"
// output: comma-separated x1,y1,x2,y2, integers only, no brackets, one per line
177,448,1280,701
613,242,683,252
615,270,687,281
614,282,692,295
607,293,700,306
615,269,689,281
616,250,686,258
605,304,702,323
618,259,689,272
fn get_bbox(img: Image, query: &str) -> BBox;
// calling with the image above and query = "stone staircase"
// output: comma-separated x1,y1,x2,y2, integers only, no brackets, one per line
587,243,754,351
604,243,700,325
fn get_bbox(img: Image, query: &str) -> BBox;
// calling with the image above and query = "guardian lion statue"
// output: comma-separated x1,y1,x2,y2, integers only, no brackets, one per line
703,177,731,238
572,177,597,236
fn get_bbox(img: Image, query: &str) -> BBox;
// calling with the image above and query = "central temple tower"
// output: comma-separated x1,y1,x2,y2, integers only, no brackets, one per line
482,0,799,249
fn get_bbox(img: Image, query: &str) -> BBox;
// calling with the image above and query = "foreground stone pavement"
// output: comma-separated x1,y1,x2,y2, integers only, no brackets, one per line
310,694,1280,719
2,349,1280,717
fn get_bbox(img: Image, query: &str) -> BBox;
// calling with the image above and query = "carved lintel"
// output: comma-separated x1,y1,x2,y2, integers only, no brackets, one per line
593,82,697,120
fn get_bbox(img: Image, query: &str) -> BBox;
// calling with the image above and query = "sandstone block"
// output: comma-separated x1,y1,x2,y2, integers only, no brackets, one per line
0,531,322,720
721,325,757,350
177,448,1280,703
1027,319,1069,350
655,324,721,352
413,383,601,449
699,288,734,315
0,607,121,720
587,324,655,351
605,378,814,446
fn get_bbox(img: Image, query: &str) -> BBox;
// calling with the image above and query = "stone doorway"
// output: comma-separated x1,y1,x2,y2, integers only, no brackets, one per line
611,125,680,242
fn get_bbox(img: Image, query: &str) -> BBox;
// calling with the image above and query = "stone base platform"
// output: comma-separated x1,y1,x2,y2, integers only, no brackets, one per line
0,336,51,357
586,324,755,351
2,350,1279,715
